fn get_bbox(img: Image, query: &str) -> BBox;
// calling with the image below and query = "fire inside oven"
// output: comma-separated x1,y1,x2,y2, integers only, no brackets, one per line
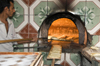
38,12,89,52
48,18,79,48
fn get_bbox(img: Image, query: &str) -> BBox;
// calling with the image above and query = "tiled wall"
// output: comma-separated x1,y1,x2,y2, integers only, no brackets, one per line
12,0,100,66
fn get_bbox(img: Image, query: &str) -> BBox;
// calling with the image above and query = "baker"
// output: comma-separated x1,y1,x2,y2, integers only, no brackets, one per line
0,0,36,52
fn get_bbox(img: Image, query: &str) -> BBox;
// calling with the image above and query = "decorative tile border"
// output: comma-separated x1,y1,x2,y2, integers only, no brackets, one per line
94,35,100,47
88,21,100,35
66,53,76,66
14,0,28,15
70,53,80,66
55,53,64,64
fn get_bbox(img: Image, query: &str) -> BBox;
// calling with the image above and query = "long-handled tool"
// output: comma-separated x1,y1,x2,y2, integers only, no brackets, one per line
0,37,73,44
0,38,33,43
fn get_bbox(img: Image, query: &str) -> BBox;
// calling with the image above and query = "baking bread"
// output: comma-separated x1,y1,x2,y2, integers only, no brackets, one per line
47,45,62,59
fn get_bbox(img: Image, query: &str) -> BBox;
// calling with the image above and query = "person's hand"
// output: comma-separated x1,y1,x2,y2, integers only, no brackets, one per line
31,38,37,42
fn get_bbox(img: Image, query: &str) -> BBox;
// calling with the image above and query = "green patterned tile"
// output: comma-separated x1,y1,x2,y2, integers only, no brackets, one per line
34,1,60,26
74,1,100,30
11,1,24,28
74,1,100,15
34,15,47,26
14,1,24,15
34,1,48,15
47,1,61,15
86,2,100,16
79,15,85,23
34,1,60,15
85,16,100,30
70,53,80,66
86,2,100,30
79,15,100,30
74,1,86,15
11,15,24,28
91,35,99,46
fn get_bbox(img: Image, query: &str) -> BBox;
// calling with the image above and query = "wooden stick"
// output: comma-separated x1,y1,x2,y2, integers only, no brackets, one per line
0,38,33,43
51,59,55,66
0,38,73,44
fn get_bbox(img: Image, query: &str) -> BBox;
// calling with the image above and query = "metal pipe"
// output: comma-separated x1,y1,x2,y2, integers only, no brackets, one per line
14,46,47,49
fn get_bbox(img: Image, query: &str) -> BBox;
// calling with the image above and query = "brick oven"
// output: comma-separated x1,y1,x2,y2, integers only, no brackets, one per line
37,11,92,53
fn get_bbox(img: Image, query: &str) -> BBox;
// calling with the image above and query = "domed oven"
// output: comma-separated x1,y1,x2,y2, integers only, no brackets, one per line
37,11,91,53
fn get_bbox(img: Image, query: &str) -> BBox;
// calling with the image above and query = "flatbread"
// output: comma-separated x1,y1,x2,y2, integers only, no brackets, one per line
47,45,62,59
91,53,100,57
90,46,99,50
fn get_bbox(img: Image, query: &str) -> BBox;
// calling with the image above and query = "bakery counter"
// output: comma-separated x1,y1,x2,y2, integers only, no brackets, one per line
81,46,100,66
92,56,100,66
0,52,44,66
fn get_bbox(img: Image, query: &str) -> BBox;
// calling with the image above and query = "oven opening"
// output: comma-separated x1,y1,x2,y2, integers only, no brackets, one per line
37,12,91,52
48,18,79,48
